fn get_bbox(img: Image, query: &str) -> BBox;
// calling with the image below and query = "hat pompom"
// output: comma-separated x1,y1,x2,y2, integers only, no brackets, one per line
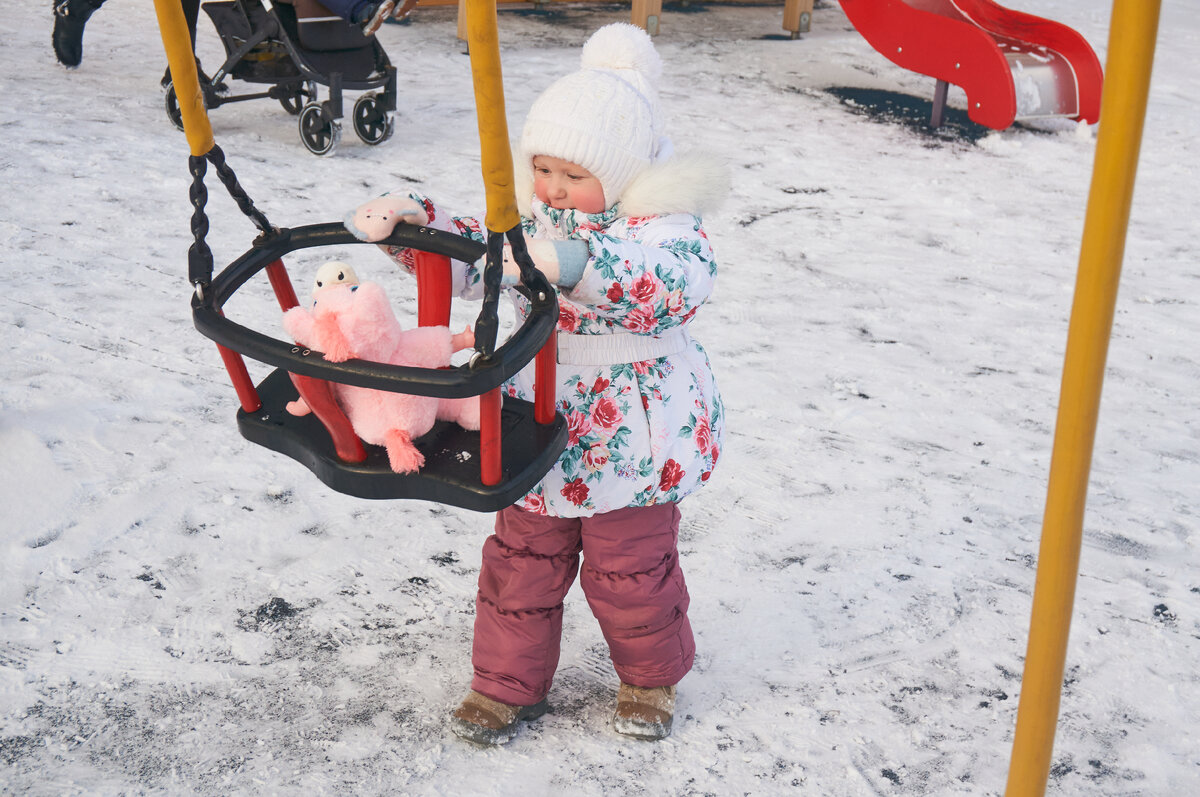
580,23,662,81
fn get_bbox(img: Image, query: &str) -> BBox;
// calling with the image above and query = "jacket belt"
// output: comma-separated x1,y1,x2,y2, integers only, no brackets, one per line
556,328,691,366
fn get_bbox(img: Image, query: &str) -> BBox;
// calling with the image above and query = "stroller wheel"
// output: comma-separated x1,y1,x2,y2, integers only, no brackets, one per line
353,94,395,146
280,81,317,116
299,103,341,157
164,83,185,133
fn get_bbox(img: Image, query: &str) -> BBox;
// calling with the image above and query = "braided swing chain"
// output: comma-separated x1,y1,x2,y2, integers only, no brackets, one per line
188,154,213,298
206,144,274,237
472,230,506,360
186,143,277,300
472,224,548,361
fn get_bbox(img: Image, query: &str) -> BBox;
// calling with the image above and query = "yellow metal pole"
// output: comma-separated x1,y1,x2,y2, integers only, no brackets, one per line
464,0,520,233
152,0,214,156
1004,2,1161,795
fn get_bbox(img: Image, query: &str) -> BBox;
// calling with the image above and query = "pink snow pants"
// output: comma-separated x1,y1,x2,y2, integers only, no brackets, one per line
470,502,694,707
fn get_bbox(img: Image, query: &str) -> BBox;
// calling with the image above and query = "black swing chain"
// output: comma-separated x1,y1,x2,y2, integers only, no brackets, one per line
472,225,545,361
473,230,505,360
206,145,274,238
505,224,545,293
187,154,214,295
187,143,277,298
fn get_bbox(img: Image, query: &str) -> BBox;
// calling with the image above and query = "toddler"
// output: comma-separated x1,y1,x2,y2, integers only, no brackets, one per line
347,22,727,744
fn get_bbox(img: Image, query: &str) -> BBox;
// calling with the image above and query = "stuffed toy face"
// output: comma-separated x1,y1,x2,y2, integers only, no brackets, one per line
313,261,359,297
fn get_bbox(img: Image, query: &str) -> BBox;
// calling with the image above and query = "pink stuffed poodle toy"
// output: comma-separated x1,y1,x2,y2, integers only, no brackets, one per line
283,262,480,474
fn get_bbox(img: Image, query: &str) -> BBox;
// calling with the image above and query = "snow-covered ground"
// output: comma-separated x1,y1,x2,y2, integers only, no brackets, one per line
3,1,1198,794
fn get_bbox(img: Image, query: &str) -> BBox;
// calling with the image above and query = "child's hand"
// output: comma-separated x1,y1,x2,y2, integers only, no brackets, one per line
501,237,560,285
344,196,429,242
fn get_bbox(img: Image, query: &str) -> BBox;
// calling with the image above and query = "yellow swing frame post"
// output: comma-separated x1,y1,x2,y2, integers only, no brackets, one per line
463,0,520,236
153,0,213,158
1004,2,1162,795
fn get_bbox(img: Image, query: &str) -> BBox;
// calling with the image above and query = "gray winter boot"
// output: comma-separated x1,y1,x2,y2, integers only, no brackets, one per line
449,690,549,746
613,683,676,740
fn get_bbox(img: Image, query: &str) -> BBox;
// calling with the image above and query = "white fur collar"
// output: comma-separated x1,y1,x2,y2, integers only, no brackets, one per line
514,150,730,219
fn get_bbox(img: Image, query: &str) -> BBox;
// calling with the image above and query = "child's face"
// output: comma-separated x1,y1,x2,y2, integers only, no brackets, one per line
532,155,607,213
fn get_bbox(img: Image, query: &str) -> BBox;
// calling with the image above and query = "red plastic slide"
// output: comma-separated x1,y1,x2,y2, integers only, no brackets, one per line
839,0,1103,129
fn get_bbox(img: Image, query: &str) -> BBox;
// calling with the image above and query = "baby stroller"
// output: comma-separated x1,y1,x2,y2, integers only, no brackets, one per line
164,0,398,155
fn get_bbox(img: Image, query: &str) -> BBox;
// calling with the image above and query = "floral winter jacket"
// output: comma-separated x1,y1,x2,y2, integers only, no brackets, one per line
378,161,727,517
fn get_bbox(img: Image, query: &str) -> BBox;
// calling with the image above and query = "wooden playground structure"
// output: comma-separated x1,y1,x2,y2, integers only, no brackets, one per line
435,0,816,40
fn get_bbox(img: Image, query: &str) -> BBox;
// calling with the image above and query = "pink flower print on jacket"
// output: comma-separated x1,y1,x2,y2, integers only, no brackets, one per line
693,413,714,459
519,490,547,515
665,290,686,317
561,478,590,507
629,273,663,306
659,459,685,492
582,442,611,473
559,301,582,333
590,395,623,432
565,409,592,446
624,307,659,334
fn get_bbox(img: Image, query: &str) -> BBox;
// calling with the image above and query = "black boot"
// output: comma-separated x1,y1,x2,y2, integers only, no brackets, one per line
161,60,220,93
52,0,106,67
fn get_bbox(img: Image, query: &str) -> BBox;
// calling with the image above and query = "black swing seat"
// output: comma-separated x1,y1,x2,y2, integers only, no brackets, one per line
239,369,565,508
194,222,567,512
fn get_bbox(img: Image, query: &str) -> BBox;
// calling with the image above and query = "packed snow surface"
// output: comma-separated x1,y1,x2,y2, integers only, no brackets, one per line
3,1,1198,794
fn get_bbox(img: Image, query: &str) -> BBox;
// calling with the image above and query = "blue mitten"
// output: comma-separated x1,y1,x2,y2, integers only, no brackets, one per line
499,237,589,287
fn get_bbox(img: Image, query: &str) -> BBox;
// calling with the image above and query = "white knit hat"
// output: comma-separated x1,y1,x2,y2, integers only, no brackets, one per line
520,23,671,208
